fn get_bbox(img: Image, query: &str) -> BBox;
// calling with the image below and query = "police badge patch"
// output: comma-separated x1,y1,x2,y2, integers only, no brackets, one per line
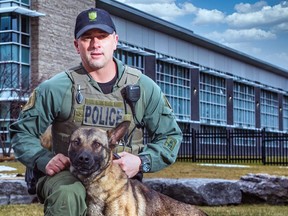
22,90,36,111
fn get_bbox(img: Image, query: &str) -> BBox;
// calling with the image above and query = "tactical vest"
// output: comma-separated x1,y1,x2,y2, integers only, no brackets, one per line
51,65,144,156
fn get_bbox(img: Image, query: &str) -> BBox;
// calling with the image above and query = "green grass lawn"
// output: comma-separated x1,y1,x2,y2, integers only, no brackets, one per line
1,160,288,215
2,160,288,180
1,203,288,216
0,204,43,216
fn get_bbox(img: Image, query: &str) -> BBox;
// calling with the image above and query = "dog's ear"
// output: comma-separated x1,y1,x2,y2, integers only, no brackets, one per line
107,121,131,146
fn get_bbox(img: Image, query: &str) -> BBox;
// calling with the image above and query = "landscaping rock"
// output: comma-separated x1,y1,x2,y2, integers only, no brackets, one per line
2,174,288,206
0,178,38,205
238,173,288,204
143,178,241,206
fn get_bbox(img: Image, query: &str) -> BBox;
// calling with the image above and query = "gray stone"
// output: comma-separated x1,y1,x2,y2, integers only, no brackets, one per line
10,195,38,204
143,178,242,206
0,179,37,205
0,179,27,195
2,174,288,206
238,173,288,204
0,196,9,205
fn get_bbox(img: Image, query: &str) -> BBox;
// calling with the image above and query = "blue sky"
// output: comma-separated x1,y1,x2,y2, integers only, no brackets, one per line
115,0,288,71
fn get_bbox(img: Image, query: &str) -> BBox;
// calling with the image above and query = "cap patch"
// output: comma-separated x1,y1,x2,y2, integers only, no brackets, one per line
88,11,97,21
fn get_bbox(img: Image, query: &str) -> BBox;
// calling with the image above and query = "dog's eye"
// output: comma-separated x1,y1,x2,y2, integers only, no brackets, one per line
92,141,101,148
72,138,81,147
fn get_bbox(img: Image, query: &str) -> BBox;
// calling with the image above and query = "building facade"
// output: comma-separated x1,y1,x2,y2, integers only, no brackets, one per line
1,0,288,150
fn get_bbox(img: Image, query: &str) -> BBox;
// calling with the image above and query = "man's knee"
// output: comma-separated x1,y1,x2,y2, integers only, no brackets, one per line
53,181,86,200
44,181,87,215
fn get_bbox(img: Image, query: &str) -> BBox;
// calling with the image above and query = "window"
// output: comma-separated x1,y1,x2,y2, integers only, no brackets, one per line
114,49,144,72
21,0,30,6
21,46,29,63
0,102,10,119
0,63,19,88
283,95,288,131
200,73,226,124
0,12,30,90
233,82,255,127
260,90,278,130
156,60,191,120
21,16,29,34
0,44,20,61
0,0,30,7
0,4,31,148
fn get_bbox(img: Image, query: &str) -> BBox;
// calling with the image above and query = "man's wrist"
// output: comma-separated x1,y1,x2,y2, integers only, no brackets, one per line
138,155,151,173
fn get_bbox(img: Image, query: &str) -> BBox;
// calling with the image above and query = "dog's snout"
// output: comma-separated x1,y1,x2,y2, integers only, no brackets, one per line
77,151,92,164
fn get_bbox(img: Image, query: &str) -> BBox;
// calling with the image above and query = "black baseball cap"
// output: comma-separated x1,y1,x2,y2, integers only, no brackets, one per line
74,8,116,39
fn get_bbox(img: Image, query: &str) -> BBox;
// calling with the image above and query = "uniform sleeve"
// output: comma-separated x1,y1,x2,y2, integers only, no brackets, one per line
9,72,72,174
137,75,183,172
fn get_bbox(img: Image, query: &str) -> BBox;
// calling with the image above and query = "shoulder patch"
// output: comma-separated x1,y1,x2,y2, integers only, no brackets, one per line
164,136,177,151
163,95,172,109
22,90,36,111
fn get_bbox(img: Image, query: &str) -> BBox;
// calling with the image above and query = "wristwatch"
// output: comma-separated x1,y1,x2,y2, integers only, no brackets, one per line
139,155,151,173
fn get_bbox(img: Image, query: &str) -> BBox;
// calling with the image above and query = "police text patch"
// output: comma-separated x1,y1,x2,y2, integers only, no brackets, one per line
83,104,124,127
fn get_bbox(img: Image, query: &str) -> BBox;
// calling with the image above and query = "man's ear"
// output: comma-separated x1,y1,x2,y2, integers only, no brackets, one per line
113,34,119,51
107,121,131,148
74,39,80,54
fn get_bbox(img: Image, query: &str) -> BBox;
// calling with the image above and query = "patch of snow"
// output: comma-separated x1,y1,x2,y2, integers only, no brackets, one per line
198,163,250,168
0,165,17,171
0,173,17,178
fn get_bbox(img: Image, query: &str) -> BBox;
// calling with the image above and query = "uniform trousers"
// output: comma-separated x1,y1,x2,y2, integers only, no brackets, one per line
37,170,87,216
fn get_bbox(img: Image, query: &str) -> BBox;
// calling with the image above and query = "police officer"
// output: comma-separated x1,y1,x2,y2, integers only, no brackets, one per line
10,8,182,216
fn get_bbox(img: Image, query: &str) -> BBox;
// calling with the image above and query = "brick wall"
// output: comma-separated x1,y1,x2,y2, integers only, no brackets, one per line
30,0,95,80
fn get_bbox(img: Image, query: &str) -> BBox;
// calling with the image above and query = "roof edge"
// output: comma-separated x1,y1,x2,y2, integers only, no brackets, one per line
96,0,288,76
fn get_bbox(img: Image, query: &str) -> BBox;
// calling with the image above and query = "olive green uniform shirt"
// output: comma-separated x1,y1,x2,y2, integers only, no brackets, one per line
10,58,183,174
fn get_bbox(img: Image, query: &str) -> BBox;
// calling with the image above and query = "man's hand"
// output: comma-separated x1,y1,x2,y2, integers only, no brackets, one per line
45,153,71,176
113,152,141,178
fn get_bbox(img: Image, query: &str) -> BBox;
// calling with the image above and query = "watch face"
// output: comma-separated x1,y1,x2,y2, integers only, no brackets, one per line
142,163,151,172
139,155,151,172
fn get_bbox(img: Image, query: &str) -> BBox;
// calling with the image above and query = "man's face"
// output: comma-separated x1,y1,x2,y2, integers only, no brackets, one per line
74,29,118,72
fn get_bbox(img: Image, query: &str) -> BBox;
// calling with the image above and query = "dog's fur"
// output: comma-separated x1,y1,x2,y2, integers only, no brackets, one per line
40,125,52,150
68,121,208,216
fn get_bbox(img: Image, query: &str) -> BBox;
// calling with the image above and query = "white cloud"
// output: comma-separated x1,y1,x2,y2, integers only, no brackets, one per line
273,22,288,31
125,3,183,21
116,0,288,32
226,2,288,29
180,2,197,13
193,8,225,24
206,28,276,43
115,0,196,21
116,0,225,24
234,1,268,13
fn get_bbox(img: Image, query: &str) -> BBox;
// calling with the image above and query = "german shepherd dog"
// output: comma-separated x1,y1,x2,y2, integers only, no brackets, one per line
68,121,208,216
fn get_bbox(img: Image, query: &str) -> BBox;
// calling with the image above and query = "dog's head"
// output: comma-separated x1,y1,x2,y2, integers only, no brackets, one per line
68,121,130,181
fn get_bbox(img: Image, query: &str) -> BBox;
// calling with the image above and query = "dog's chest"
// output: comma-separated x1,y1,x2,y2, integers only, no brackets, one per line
85,179,147,216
